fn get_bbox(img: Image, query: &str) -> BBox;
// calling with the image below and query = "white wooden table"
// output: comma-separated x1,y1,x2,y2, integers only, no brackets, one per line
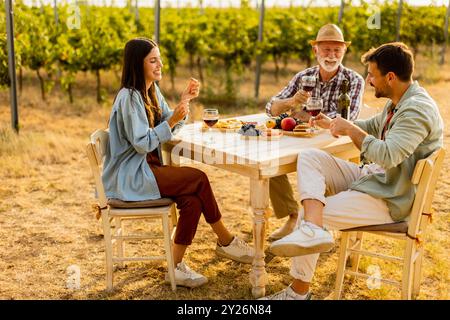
163,113,360,298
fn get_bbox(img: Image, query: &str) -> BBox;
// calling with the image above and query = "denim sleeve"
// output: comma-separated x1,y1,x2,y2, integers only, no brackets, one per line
120,91,173,154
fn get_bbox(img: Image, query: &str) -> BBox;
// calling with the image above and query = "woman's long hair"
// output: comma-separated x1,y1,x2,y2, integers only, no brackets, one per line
120,38,161,127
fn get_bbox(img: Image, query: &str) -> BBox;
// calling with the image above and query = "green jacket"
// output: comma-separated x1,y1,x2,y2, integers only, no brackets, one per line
352,81,443,222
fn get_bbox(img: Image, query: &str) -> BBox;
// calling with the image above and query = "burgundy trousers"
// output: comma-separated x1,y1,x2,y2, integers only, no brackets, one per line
147,152,222,245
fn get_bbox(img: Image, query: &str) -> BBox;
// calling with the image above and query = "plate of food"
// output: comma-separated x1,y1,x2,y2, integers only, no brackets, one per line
201,118,243,131
238,124,283,140
263,114,319,138
282,123,320,137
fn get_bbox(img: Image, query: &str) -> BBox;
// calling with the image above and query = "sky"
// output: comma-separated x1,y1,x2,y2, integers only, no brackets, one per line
21,0,450,8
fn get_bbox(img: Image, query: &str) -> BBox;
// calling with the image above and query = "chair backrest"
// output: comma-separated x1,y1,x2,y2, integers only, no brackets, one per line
407,148,446,237
86,129,110,208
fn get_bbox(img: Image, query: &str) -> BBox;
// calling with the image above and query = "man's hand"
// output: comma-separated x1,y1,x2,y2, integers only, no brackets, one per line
310,112,332,130
329,115,354,138
293,89,311,106
181,78,200,102
291,109,311,122
329,116,368,150
270,90,311,116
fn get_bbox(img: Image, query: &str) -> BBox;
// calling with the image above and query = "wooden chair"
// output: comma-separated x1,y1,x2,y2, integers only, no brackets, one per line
333,147,445,300
86,129,178,292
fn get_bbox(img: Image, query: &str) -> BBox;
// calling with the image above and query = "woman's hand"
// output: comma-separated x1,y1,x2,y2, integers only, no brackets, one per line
168,100,189,128
310,112,332,129
181,78,200,102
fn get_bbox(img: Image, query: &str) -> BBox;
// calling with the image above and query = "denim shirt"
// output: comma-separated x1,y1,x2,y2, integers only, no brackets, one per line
102,85,184,201
352,81,443,221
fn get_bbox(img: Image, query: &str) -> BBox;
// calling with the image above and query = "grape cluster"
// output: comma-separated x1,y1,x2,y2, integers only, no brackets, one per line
275,113,289,129
238,124,260,136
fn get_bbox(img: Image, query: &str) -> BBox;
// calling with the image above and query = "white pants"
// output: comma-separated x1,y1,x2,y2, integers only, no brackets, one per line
290,149,394,283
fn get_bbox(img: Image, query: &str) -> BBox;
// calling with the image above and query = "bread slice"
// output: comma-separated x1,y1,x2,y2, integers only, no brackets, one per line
293,124,311,132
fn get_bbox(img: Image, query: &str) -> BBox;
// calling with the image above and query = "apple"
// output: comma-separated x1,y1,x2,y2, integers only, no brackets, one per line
281,117,297,131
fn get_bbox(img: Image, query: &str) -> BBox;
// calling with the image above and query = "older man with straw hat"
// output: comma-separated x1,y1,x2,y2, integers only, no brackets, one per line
265,24,364,242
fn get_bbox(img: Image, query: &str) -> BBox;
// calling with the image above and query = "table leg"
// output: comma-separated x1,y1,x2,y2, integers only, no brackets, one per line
249,178,270,298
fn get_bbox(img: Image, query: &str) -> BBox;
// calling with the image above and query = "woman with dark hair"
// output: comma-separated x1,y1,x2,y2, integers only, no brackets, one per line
102,38,254,288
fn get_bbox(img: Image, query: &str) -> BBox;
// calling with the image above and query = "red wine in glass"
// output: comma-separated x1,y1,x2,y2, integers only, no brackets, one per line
306,97,323,130
203,119,218,127
307,109,321,117
203,108,219,145
301,76,316,94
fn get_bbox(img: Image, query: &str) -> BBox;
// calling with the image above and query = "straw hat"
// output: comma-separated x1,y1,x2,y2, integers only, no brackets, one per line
309,24,351,46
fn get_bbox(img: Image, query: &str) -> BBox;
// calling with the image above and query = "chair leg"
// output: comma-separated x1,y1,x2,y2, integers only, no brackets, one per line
116,218,124,268
170,204,178,241
162,213,176,292
401,238,415,300
346,232,356,266
349,232,363,275
102,211,114,291
334,232,351,300
412,244,424,299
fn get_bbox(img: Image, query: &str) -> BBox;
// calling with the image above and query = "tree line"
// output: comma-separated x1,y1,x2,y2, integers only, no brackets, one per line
1,1,449,103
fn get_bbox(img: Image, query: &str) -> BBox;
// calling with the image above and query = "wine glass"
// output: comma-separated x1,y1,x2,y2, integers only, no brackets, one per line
296,75,316,112
305,97,323,131
203,108,219,145
301,76,316,93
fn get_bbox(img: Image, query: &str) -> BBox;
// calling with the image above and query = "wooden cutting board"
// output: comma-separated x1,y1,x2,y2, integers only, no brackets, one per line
201,126,241,132
282,128,323,137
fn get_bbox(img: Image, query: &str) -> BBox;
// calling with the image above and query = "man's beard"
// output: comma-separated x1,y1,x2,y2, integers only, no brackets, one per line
372,84,388,98
317,56,342,73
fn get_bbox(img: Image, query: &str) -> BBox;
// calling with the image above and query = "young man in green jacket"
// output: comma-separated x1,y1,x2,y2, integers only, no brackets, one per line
263,42,444,300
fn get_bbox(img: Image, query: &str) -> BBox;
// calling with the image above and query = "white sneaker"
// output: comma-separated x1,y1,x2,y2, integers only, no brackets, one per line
165,261,208,288
259,286,312,300
269,220,334,257
215,236,254,264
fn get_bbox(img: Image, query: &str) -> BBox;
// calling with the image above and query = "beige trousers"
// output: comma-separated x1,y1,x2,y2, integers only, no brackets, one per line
269,175,299,219
290,149,394,283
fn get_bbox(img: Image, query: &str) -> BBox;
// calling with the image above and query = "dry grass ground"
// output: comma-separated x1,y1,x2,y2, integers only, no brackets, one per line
0,54,449,300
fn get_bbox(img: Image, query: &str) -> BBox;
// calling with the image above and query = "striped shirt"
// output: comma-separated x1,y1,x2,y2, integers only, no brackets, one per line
265,65,365,120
